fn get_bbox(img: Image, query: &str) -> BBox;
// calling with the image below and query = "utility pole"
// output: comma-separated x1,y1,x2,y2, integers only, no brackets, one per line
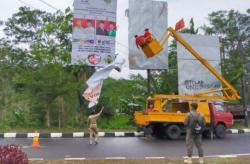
239,40,249,127
147,69,151,96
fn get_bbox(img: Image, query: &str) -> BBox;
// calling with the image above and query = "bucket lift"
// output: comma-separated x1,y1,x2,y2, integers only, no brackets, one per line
140,27,240,100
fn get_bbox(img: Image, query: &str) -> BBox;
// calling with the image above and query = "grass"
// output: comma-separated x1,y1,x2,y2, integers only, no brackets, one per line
99,114,135,130
232,119,250,129
0,115,136,133
30,157,250,164
0,127,135,133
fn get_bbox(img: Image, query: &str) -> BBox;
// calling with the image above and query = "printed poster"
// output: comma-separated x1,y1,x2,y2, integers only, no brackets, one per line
72,0,117,66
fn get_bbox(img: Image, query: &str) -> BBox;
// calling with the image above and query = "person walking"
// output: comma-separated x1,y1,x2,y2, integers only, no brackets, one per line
87,107,104,145
184,103,205,164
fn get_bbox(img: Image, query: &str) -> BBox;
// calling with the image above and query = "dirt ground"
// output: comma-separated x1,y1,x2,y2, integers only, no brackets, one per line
30,157,250,164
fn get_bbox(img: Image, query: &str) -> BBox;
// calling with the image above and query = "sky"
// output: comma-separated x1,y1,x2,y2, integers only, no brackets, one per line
0,0,249,79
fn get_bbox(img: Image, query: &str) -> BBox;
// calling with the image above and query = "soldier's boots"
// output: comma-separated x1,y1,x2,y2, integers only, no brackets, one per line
184,157,204,164
184,157,192,164
199,157,204,164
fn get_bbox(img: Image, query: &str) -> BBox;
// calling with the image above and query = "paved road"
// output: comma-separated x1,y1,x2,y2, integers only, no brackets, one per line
1,134,250,160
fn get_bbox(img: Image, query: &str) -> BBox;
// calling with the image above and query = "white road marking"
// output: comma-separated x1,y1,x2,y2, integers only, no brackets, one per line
218,153,250,157
29,158,44,160
185,153,250,159
217,155,237,158
65,158,86,160
105,157,126,159
145,157,165,159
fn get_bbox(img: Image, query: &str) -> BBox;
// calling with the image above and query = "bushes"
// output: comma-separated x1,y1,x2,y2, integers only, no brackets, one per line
99,114,135,130
0,145,28,164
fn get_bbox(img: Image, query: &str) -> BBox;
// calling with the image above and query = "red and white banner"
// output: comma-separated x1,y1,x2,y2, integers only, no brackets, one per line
83,58,125,108
83,81,103,108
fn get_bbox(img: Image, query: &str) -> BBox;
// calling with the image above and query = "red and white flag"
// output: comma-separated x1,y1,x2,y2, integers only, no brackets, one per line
175,18,185,31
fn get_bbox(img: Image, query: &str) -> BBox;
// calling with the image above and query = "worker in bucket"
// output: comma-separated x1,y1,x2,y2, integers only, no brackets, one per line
144,28,153,43
87,106,104,145
135,35,146,49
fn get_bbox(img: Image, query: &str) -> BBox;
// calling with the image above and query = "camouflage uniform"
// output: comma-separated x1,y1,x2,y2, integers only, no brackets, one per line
184,111,205,158
87,107,104,144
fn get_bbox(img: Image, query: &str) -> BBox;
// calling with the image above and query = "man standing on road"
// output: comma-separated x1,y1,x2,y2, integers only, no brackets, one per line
184,103,205,164
88,107,104,145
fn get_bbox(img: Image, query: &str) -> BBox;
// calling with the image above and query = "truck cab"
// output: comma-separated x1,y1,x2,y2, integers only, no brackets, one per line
208,103,233,138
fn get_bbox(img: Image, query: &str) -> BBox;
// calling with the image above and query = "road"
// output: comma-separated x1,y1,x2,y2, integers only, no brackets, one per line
1,134,250,160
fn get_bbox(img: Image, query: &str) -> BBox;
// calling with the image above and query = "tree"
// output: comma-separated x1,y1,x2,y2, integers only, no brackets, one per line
1,7,92,128
202,9,250,103
4,7,55,45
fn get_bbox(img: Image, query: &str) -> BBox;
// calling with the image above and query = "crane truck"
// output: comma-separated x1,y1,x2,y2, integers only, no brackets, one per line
134,27,241,139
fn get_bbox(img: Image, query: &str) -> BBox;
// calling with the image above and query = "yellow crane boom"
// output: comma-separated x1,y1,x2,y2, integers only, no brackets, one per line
142,27,240,101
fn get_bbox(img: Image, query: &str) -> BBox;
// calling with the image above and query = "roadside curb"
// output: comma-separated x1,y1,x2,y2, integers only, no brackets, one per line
227,129,250,134
0,131,144,138
0,129,249,138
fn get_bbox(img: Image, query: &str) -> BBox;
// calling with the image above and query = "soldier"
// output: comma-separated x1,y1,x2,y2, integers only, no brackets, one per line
87,107,104,145
184,103,205,164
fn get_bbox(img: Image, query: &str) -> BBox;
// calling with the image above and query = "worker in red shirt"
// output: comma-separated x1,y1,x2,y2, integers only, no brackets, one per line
146,102,154,113
135,35,146,49
144,28,152,44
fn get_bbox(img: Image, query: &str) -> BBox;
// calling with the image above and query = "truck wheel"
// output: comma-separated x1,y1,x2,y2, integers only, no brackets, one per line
166,125,181,140
202,130,211,138
215,124,226,139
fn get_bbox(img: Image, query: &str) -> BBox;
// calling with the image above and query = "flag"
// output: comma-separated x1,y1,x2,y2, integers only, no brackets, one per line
83,57,125,108
175,18,185,31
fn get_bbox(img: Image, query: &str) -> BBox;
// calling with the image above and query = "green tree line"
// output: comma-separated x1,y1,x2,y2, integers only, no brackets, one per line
0,7,249,130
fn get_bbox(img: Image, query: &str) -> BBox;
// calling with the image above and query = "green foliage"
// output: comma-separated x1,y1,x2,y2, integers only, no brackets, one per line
203,9,250,103
0,7,249,130
99,114,134,129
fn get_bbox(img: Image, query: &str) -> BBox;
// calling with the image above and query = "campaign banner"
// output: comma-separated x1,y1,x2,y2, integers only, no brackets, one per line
83,81,103,108
83,58,125,108
128,0,168,70
177,33,222,96
72,0,117,66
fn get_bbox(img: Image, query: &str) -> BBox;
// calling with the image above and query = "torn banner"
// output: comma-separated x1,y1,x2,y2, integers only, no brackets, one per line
83,58,125,108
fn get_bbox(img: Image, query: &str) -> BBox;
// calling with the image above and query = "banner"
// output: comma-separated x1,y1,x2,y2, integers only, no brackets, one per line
72,0,117,66
177,34,222,96
83,81,103,108
83,58,125,108
128,0,168,70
